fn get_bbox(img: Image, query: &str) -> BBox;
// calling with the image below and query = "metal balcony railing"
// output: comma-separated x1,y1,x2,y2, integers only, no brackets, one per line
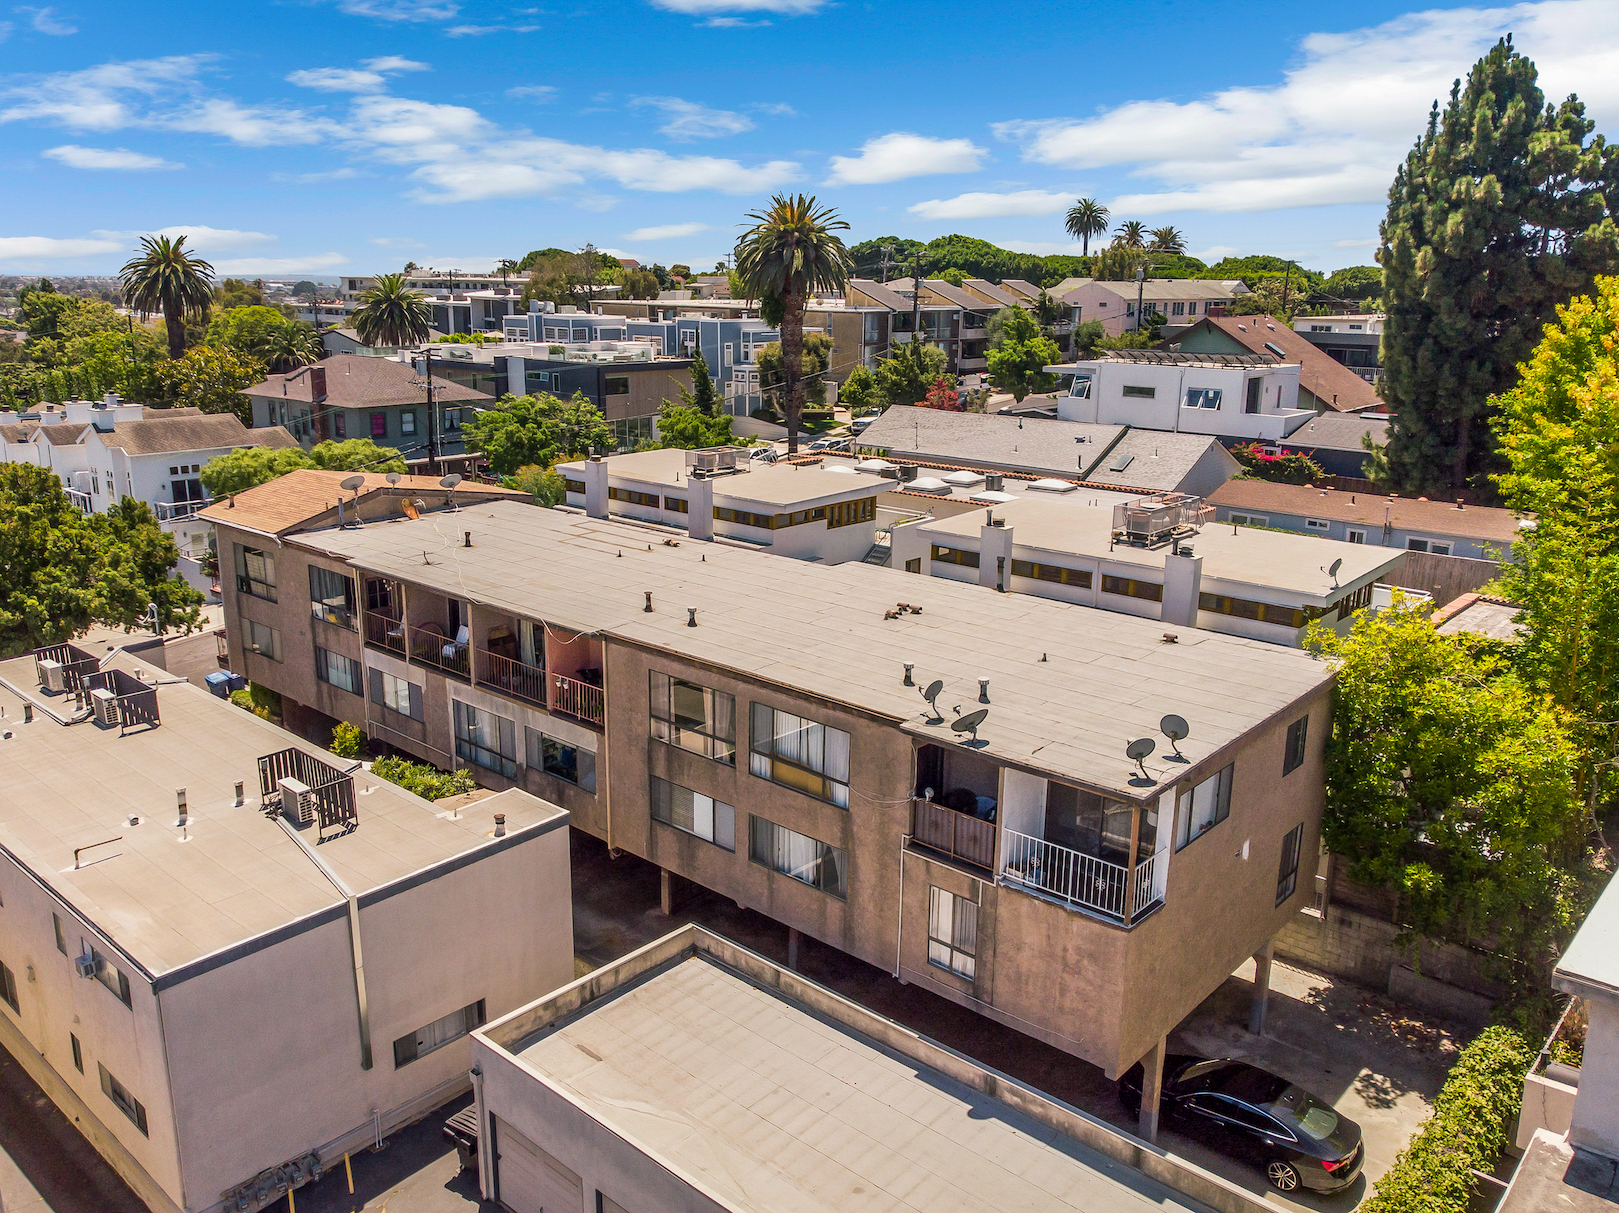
66,489,93,513
1000,829,1163,923
364,612,406,656
551,672,604,727
911,800,995,870
408,623,470,680
478,649,546,708
154,499,209,522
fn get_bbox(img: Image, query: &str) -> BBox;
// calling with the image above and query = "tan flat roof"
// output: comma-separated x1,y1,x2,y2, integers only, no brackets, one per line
1207,480,1523,543
505,950,1211,1213
920,494,1402,600
293,501,1332,800
0,655,566,984
558,449,889,509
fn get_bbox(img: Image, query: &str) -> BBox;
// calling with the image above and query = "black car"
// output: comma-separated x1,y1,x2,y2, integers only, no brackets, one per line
1118,1055,1363,1193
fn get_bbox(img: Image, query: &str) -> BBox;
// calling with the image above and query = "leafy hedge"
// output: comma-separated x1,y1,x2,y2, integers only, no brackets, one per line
370,755,475,801
1361,1026,1533,1213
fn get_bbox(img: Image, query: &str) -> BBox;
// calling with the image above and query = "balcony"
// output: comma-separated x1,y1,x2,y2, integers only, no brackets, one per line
364,611,406,657
911,799,995,871
551,672,604,727
154,499,209,522
1000,829,1162,924
408,623,470,680
66,488,93,513
478,648,546,708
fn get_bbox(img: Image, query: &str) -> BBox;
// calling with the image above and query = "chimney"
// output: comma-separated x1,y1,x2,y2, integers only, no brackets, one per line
978,517,1014,593
582,453,609,519
308,366,328,403
1161,550,1203,628
687,472,715,541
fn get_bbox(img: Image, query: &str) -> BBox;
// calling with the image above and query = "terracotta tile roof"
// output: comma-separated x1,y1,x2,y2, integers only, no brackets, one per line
98,412,297,456
1179,315,1382,412
1206,480,1525,543
242,354,486,408
199,467,527,537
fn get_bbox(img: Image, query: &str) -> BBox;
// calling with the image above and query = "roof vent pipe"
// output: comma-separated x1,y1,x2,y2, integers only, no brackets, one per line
903,662,914,686
175,789,188,827
687,607,698,627
644,591,654,612
978,677,990,704
463,531,472,547
494,813,506,837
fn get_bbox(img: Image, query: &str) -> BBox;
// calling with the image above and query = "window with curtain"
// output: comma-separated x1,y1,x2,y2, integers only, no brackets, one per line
454,701,516,777
371,670,423,720
527,728,597,792
650,671,736,765
309,566,358,629
1276,823,1304,905
927,887,977,979
99,1064,148,1136
235,545,277,600
748,816,846,898
749,703,850,806
651,776,734,850
247,620,280,662
314,646,362,695
1175,763,1234,850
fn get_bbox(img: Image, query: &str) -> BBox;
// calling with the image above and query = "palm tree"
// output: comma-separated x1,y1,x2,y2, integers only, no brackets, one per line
353,273,434,348
495,258,518,286
1064,198,1110,257
1113,220,1148,249
261,324,323,373
734,194,853,453
1148,226,1187,255
119,235,216,361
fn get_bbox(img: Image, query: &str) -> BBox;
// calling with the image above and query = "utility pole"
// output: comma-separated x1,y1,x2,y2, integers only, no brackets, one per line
878,243,897,284
422,346,439,471
1135,264,1147,332
910,249,924,342
1281,260,1294,316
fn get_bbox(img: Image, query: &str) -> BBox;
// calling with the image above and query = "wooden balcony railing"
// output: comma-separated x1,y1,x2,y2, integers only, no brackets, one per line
478,649,546,708
550,672,604,727
911,799,995,870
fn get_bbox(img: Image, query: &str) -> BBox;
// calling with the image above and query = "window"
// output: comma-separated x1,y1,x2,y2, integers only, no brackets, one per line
651,777,735,850
1125,302,1136,317
246,620,281,662
748,817,847,898
99,1064,148,1136
1198,594,1315,629
392,1000,485,1068
749,702,850,806
70,1033,83,1074
315,646,362,695
333,412,347,440
1010,560,1091,588
1349,323,1364,331
1184,388,1223,410
927,887,978,979
1335,583,1374,620
713,506,777,530
1276,824,1304,905
235,545,277,601
309,566,358,629
1171,302,1186,317
664,496,688,513
371,670,424,720
604,375,630,396
1101,575,1163,602
930,545,980,569
723,343,733,366
54,913,67,955
443,408,462,431
1245,377,1263,414
1431,541,1452,556
1310,324,1330,332
826,498,876,528
400,410,417,436
527,728,597,792
650,672,736,764
454,702,517,777
904,558,922,574
1228,513,1268,528
1121,385,1155,399
366,412,387,440
91,949,132,1007
1346,528,1367,544
564,477,586,495
1175,764,1234,850
1283,715,1309,775
1070,375,1092,399
608,487,661,508
0,961,16,1014
1305,518,1330,532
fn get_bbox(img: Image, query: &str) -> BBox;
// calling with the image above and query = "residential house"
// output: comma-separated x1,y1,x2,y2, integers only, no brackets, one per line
494,341,694,449
1169,315,1383,413
208,479,1334,1116
241,355,491,468
856,406,1243,498
890,491,1400,647
1059,279,1250,336
1293,314,1384,387
319,326,446,358
1268,411,1389,479
0,644,571,1213
885,278,1003,373
845,278,967,375
337,270,534,301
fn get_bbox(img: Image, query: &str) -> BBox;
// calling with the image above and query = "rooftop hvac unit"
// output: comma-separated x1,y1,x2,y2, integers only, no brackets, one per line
985,473,1004,492
279,778,314,826
74,953,96,979
39,659,66,693
91,687,119,727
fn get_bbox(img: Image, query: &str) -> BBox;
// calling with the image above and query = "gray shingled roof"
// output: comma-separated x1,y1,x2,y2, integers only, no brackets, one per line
99,413,298,456
243,354,486,407
1283,410,1389,454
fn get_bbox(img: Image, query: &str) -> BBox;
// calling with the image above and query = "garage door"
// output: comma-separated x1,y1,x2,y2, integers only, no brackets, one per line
493,1116,582,1213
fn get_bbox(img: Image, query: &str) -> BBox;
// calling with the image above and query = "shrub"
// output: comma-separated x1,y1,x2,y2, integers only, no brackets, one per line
330,721,364,758
1232,440,1327,486
371,755,476,801
229,688,269,719
1360,1026,1533,1213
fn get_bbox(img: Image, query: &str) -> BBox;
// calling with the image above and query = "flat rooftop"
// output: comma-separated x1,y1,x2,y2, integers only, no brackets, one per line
1556,868,1619,1001
918,493,1402,600
1207,480,1525,544
0,654,566,985
292,500,1332,800
558,449,889,508
494,938,1212,1213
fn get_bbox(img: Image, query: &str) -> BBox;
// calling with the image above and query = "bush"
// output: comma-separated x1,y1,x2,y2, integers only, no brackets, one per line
229,688,269,719
330,721,364,758
371,755,476,801
1360,1026,1533,1213
1232,441,1327,485
229,681,280,720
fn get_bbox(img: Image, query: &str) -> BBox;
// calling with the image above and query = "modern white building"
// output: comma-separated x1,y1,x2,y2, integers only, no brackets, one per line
0,647,573,1213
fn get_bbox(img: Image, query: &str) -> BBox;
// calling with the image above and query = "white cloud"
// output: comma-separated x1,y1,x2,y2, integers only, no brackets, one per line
91,226,278,253
212,254,349,274
288,67,388,92
1192,245,1244,262
908,189,1072,221
700,16,770,26
825,132,985,185
369,236,424,247
18,6,76,35
649,0,823,12
632,95,753,140
994,0,1619,214
1334,237,1378,249
363,55,429,72
445,23,503,35
331,0,459,19
506,84,556,100
42,144,180,170
624,221,710,241
753,102,796,115
0,22,13,42
0,235,123,263
997,240,1083,256
271,166,362,183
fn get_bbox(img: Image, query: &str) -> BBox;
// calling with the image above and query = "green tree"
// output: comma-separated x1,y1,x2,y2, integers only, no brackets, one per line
507,463,569,507
937,267,967,287
1380,37,1619,496
848,237,924,280
461,392,613,476
1071,319,1107,358
1320,266,1382,307
200,447,314,497
839,363,880,413
679,351,720,416
214,278,266,310
986,307,1061,402
875,338,949,409
756,333,832,411
1065,198,1110,257
149,345,266,422
19,286,80,341
307,439,406,474
205,305,293,354
292,280,318,298
1112,220,1147,249
258,324,322,373
119,235,216,360
1090,243,1149,282
735,195,853,452
1147,226,1186,254
353,272,434,347
656,403,735,449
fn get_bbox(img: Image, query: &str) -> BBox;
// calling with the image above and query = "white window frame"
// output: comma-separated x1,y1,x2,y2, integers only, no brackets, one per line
1305,518,1331,532
1431,541,1452,556
927,887,978,980
1346,528,1367,544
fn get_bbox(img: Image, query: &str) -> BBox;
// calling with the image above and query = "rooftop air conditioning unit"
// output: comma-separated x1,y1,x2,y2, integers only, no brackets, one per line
74,953,96,979
91,687,119,727
39,659,66,693
279,777,314,826
985,473,1004,492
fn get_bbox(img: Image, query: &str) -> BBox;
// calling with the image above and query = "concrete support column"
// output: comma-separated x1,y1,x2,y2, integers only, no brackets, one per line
660,867,673,917
687,473,715,541
1249,941,1275,1036
582,454,609,519
1137,1035,1167,1144
977,518,1014,592
787,927,801,972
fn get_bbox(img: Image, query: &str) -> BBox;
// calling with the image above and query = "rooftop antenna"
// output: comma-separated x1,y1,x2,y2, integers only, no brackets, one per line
440,472,463,511
1126,737,1156,782
340,473,365,527
951,707,988,744
1321,557,1343,588
1160,714,1190,763
919,679,944,722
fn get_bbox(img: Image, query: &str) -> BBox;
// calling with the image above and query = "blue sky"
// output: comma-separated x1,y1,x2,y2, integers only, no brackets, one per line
2,0,1616,277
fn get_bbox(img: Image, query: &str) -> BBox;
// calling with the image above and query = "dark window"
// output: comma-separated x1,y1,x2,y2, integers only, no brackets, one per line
664,496,688,513
370,412,388,439
525,728,597,792
92,950,132,1007
333,411,347,440
454,702,516,777
71,1033,83,1073
235,545,277,601
1121,385,1156,399
930,545,980,568
1101,575,1162,602
650,776,735,850
99,1064,148,1135
564,478,586,495
314,646,363,695
1277,823,1304,904
1175,764,1234,850
904,557,922,574
392,1000,485,1068
748,816,847,898
1283,716,1308,775
0,961,17,1014
608,487,660,508
1198,593,1312,629
309,566,358,628
713,506,776,529
54,913,67,955
826,498,875,528
1011,560,1091,587
1245,377,1263,414
604,375,630,396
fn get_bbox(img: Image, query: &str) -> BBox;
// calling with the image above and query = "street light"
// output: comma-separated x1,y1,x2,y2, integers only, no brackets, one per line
1135,263,1147,332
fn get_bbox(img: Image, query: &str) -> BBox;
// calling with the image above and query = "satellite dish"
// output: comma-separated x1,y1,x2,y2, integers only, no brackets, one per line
1160,714,1190,763
920,679,944,719
340,474,365,491
439,474,463,489
1126,737,1156,781
951,708,988,742
385,471,402,485
1329,558,1343,577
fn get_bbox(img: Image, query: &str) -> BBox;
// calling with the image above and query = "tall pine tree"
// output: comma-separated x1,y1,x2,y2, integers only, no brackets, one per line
1379,37,1619,497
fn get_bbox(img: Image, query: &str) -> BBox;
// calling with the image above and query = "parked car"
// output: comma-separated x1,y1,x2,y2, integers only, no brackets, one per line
850,415,875,434
1117,1055,1363,1193
748,446,778,463
809,436,851,452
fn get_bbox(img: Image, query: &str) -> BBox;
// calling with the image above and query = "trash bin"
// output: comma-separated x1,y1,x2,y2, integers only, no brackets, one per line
206,671,247,699
442,1106,480,1173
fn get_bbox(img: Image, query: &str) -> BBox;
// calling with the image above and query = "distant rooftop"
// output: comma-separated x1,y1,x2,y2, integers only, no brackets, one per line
556,448,888,507
1207,480,1525,544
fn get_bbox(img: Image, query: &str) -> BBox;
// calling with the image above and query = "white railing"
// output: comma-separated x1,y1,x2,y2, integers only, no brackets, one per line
66,489,93,513
155,499,209,522
1000,829,1162,923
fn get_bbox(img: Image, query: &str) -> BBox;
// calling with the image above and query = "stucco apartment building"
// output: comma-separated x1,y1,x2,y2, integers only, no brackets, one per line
0,643,571,1213
206,474,1335,1125
1058,279,1250,336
